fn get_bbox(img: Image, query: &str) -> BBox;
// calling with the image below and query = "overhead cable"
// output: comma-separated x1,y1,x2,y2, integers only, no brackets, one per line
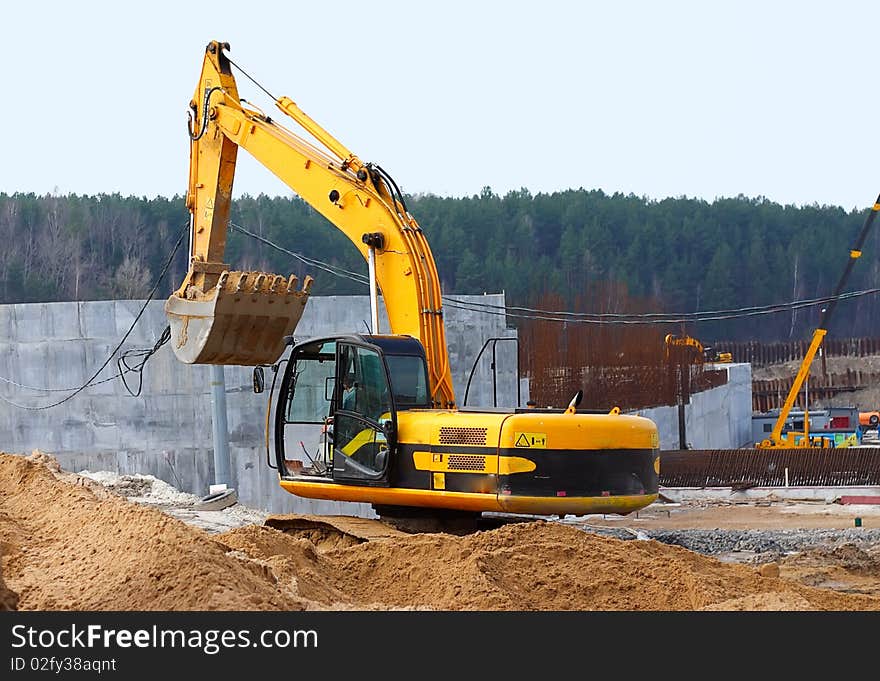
230,222,880,324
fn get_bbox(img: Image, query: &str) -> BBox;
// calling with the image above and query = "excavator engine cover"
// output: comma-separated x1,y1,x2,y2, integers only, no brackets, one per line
165,269,312,365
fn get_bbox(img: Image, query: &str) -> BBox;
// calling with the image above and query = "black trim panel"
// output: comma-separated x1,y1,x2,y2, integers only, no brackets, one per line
500,448,658,498
390,444,658,498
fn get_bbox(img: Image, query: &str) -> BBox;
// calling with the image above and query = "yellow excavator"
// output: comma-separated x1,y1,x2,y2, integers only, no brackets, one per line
165,41,660,524
664,334,732,364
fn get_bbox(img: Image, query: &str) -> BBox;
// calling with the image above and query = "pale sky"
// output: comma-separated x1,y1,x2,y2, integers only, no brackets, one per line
3,1,879,210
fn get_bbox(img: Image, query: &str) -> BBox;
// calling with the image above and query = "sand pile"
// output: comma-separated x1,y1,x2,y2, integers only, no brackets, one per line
217,522,880,611
0,452,301,610
3,451,880,611
0,548,18,610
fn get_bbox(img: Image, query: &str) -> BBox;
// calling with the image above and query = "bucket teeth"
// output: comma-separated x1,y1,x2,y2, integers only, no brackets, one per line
165,263,313,365
234,273,247,293
213,270,311,296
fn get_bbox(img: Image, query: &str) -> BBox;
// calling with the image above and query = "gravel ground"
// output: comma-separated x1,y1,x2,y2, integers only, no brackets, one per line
573,524,880,562
77,469,268,532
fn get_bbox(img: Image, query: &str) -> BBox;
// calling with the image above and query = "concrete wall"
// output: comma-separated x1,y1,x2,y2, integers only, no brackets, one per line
0,294,520,515
630,363,753,450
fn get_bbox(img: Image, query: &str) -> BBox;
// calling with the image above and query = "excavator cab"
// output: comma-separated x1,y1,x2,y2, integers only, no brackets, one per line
275,335,425,486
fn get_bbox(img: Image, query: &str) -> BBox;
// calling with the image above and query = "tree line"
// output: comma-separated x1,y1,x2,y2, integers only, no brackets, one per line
1,188,878,342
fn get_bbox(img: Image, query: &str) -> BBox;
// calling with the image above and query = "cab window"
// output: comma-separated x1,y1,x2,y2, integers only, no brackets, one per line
384,354,430,408
285,341,336,423
337,344,393,423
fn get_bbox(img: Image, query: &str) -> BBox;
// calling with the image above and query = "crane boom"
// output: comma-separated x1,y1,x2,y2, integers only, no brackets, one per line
761,193,880,448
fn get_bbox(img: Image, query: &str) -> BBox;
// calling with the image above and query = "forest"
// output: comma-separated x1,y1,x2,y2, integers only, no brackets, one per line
1,188,878,342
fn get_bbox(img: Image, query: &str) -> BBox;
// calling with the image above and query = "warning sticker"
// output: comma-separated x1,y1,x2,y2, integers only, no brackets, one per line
514,432,547,449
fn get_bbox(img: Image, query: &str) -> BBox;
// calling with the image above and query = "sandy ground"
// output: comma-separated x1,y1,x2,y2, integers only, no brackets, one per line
584,496,880,531
3,451,880,611
579,496,880,597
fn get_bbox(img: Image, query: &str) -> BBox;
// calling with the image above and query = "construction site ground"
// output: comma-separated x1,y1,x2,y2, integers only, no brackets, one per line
4,451,880,611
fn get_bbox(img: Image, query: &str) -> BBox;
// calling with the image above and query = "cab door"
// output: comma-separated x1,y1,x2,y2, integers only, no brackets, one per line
331,342,396,485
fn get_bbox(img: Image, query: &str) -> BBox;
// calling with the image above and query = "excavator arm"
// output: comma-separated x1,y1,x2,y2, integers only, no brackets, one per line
166,41,455,408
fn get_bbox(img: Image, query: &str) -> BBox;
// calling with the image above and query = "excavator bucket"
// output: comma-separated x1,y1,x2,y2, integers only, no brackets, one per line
165,270,312,365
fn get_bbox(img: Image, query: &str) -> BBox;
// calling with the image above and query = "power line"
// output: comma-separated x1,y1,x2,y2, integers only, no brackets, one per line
444,289,880,325
229,222,369,285
229,223,880,324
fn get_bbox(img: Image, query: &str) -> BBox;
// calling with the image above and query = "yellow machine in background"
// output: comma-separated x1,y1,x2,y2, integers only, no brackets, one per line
166,41,660,522
664,334,732,364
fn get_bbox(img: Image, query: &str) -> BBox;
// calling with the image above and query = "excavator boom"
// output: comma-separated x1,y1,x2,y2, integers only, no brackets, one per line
166,41,455,407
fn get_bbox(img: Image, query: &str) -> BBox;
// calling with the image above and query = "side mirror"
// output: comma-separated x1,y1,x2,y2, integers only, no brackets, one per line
253,366,265,394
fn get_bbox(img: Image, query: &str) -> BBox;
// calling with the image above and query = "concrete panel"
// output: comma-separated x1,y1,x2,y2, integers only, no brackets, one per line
114,300,153,345
11,304,47,343
15,342,55,394
79,301,117,339
631,363,752,451
0,306,13,346
83,396,121,451
45,302,82,340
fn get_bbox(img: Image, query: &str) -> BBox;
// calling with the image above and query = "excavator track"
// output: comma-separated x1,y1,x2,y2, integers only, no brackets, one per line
264,514,410,545
264,508,540,542
660,447,880,488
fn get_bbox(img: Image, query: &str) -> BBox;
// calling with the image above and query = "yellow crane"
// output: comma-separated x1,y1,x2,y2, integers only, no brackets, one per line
757,194,880,449
165,41,660,523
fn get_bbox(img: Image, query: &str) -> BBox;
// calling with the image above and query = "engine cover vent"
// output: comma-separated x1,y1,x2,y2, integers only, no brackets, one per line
446,455,487,472
439,427,488,446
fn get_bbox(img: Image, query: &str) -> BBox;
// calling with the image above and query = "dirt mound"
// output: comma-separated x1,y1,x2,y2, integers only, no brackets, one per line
777,543,880,597
752,355,880,379
219,525,359,608
218,520,880,611
751,354,880,411
4,451,880,611
700,592,814,611
0,548,17,611
783,543,880,575
0,452,302,611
